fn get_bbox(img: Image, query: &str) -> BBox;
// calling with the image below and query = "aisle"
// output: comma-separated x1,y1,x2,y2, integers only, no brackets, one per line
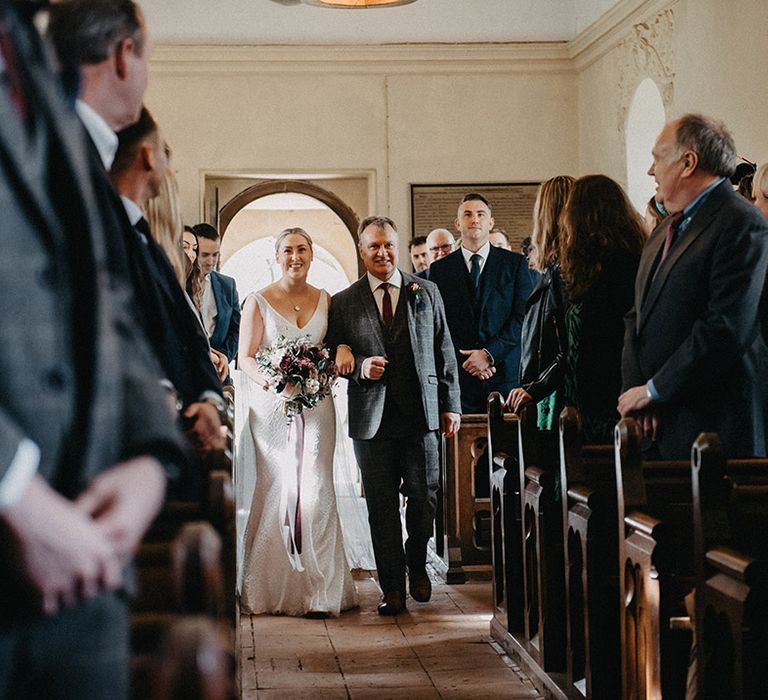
240,570,542,699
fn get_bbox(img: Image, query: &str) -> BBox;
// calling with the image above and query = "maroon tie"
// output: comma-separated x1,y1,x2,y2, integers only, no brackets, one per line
0,22,28,123
659,211,684,264
380,283,393,327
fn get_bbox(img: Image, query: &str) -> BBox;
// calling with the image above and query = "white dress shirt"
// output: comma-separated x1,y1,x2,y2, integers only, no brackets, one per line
461,241,491,274
366,269,402,320
75,99,118,170
202,274,218,337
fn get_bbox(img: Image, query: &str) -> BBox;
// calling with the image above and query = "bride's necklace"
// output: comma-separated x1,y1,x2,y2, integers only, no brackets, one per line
293,304,301,312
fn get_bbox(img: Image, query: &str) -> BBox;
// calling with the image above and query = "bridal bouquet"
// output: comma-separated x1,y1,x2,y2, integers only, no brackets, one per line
255,334,337,421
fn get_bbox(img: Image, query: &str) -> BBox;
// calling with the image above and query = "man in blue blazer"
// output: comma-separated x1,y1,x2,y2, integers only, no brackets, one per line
427,193,534,413
194,223,241,363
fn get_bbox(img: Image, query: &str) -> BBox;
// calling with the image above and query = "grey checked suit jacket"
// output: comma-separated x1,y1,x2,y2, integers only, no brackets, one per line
327,271,461,440
0,5,184,502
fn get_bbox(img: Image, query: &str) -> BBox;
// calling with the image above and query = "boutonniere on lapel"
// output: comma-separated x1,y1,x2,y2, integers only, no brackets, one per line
407,281,427,312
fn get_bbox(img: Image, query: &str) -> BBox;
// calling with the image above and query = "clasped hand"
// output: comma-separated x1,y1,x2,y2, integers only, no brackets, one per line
459,348,495,381
2,457,166,615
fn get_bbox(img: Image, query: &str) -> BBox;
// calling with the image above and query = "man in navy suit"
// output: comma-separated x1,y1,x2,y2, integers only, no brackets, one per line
427,193,534,413
194,223,241,363
619,114,768,459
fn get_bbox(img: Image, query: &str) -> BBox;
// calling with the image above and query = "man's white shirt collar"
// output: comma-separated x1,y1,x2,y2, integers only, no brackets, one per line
120,196,143,227
461,241,491,267
366,268,402,292
76,99,118,170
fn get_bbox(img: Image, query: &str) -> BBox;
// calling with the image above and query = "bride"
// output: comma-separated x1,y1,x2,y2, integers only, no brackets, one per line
238,227,358,617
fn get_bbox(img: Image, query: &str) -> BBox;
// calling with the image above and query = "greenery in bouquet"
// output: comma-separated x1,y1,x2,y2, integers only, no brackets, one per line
255,334,337,421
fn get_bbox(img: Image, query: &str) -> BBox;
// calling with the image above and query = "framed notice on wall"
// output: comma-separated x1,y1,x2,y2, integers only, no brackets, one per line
410,182,540,253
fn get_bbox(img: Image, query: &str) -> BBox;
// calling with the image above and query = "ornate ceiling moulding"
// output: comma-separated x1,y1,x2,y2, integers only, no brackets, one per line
302,0,417,7
617,7,676,133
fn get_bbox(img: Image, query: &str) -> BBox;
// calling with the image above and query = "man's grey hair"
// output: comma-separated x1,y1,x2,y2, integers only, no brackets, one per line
358,215,397,238
49,0,145,66
674,113,737,179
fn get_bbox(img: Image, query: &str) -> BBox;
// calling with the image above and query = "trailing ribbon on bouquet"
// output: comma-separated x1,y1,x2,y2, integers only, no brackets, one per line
280,413,305,571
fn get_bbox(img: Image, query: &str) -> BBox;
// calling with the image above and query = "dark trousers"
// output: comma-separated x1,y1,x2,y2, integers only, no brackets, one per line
0,592,129,700
353,430,439,595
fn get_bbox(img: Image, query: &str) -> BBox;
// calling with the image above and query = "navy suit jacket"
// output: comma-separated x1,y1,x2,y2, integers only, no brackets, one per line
623,181,768,458
209,271,240,362
426,245,533,413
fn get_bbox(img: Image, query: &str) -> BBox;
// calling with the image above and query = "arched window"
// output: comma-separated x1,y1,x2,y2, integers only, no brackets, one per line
625,78,666,213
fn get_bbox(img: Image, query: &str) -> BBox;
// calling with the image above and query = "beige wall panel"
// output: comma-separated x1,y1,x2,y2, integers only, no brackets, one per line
145,72,389,223
386,72,579,238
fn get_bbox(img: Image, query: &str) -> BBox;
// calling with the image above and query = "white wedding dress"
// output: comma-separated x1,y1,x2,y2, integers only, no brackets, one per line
239,291,358,616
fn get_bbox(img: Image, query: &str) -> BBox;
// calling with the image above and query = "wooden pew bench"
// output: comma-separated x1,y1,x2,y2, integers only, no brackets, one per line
690,436,768,699
558,407,619,699
615,419,695,700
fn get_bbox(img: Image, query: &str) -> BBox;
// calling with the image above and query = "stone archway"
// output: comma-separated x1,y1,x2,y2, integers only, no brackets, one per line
218,179,362,276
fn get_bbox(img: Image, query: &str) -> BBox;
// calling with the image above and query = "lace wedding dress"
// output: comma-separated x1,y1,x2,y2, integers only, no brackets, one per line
239,292,358,616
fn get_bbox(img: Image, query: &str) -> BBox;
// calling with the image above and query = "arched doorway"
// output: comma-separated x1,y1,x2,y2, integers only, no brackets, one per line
220,191,357,299
625,78,666,214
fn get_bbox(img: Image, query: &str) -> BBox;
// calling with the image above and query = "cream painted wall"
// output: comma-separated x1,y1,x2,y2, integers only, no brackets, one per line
578,0,768,187
145,45,578,256
146,0,767,263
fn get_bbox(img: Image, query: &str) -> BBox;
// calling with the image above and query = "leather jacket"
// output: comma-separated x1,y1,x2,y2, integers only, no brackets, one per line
519,263,568,402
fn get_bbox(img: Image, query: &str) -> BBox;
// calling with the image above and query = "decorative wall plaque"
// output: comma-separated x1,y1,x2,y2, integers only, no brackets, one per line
410,182,540,253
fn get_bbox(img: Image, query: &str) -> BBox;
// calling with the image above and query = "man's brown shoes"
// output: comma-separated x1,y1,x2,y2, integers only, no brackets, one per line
408,569,432,603
377,590,406,616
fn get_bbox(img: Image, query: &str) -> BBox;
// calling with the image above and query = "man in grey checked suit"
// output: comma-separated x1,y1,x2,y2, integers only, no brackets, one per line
327,216,461,615
0,3,185,698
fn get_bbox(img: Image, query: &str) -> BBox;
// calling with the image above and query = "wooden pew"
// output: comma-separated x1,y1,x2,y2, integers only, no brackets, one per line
517,404,566,674
615,418,693,700
558,407,619,699
487,392,523,636
690,435,768,699
150,617,235,700
432,413,492,583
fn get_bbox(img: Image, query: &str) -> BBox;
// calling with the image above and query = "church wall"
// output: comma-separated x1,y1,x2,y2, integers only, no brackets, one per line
145,45,578,248
577,0,768,186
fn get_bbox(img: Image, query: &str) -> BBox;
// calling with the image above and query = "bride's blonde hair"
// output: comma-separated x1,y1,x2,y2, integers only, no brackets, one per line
274,227,314,253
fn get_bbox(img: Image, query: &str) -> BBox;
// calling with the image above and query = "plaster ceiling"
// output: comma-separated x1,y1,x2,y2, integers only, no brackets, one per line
140,0,623,46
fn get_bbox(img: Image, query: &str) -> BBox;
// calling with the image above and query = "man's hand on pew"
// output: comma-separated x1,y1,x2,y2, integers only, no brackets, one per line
505,388,533,414
76,456,167,563
618,385,653,416
440,412,461,439
2,475,122,615
618,385,660,441
183,401,227,456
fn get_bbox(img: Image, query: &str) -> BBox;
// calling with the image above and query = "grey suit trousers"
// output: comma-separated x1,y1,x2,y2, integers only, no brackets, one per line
353,430,439,595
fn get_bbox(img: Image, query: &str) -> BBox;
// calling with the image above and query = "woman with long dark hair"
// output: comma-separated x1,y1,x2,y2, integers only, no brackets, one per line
508,174,645,442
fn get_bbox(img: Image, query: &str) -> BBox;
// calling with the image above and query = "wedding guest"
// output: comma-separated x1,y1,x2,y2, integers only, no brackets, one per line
425,227,455,264
428,194,534,413
0,4,185,698
489,227,511,250
409,236,429,272
239,228,357,617
193,223,241,364
327,216,461,615
509,175,643,443
753,162,768,219
619,114,768,459
644,195,667,235
110,107,226,463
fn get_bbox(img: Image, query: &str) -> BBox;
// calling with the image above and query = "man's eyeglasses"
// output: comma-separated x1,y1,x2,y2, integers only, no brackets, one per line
429,243,453,253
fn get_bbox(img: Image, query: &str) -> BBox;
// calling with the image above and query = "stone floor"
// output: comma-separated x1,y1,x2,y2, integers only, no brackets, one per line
239,570,542,699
